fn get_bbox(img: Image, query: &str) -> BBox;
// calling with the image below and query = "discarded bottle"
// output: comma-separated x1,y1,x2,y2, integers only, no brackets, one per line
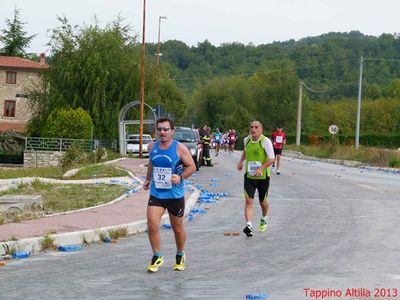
245,293,267,299
162,223,172,229
12,251,30,259
191,208,207,214
58,245,82,252
103,236,112,243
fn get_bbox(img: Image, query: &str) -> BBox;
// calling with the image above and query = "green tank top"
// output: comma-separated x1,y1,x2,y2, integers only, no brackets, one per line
245,134,271,179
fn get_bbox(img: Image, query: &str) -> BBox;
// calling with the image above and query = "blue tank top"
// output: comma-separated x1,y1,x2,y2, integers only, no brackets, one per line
149,140,184,199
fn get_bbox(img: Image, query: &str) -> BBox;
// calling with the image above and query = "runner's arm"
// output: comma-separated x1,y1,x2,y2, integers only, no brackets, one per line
260,138,275,169
173,143,196,184
237,137,248,171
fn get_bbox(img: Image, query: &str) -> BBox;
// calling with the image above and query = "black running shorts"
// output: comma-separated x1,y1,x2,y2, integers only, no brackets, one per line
244,174,270,202
148,195,185,217
273,147,283,155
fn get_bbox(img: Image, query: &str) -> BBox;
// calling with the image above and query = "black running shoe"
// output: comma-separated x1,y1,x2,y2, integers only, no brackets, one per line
243,225,253,237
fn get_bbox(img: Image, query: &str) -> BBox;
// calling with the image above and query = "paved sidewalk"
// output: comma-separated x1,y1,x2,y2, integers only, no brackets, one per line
0,158,199,256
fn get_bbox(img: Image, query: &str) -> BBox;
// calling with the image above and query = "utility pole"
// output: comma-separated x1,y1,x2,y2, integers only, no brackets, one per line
296,81,303,145
139,0,146,158
355,56,364,150
295,82,329,146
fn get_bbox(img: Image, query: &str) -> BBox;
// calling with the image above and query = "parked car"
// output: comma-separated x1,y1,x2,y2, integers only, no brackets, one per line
173,127,203,171
126,134,153,157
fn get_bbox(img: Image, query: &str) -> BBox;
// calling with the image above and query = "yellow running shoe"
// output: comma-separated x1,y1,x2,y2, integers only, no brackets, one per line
147,255,164,273
259,219,267,232
174,254,185,271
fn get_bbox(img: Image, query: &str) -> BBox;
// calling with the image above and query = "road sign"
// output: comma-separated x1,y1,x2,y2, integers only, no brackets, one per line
328,124,339,135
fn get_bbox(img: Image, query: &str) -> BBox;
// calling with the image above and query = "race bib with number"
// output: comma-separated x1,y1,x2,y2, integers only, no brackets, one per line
275,136,283,143
153,167,172,189
247,161,262,176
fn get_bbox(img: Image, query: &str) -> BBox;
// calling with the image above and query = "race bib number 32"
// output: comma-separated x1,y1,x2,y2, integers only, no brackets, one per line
153,167,172,189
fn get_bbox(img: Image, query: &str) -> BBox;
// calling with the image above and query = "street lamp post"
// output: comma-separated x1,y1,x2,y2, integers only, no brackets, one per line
139,0,146,158
155,16,167,96
156,16,167,66
355,56,364,149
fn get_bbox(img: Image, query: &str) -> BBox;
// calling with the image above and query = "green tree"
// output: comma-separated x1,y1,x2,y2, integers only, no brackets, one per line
383,78,400,98
43,16,141,138
41,107,94,139
158,78,187,124
251,59,299,132
0,8,36,57
192,76,254,132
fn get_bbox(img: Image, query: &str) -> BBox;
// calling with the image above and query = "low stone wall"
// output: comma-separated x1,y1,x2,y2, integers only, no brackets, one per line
24,150,64,167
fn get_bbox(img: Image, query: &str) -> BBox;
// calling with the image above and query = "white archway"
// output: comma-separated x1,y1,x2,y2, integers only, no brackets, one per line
118,101,157,155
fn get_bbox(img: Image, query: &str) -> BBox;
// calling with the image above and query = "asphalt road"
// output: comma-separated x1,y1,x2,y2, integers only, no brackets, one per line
1,151,399,300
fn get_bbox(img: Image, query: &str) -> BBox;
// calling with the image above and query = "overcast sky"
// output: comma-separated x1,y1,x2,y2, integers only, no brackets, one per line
1,0,400,54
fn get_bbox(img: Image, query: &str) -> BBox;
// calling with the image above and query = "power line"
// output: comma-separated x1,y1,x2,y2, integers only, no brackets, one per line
301,82,332,94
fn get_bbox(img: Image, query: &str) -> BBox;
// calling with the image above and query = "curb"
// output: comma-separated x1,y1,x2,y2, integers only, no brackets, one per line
284,150,362,167
0,188,200,257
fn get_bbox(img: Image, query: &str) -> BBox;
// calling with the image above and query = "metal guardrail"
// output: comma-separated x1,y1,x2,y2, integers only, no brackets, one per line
25,137,117,152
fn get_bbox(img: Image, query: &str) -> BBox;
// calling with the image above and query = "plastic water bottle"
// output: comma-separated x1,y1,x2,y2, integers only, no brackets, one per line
103,236,112,243
12,251,30,259
162,224,172,229
245,293,267,299
58,245,82,252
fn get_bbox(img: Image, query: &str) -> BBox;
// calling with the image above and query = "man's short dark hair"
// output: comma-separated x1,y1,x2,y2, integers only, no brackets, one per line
157,117,175,129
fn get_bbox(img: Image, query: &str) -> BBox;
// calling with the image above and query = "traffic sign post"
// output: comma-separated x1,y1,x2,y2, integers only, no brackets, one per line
328,124,338,135
328,124,339,145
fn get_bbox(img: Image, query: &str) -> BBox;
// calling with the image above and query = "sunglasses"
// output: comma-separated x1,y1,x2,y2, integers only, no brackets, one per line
156,127,171,132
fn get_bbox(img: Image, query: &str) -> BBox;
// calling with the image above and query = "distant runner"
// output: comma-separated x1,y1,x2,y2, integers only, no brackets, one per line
270,126,286,175
212,128,223,156
228,129,237,154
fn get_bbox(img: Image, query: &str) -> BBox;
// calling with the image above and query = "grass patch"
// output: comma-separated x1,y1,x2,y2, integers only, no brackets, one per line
42,184,130,213
0,167,64,179
0,162,128,180
108,227,128,239
69,164,128,180
41,233,57,251
0,151,125,180
287,144,400,167
0,182,131,214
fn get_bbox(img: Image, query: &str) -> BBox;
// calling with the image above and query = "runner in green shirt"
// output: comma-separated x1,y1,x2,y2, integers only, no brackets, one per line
237,120,275,237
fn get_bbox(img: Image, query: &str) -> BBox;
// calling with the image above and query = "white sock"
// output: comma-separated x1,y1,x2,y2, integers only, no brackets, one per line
246,221,252,228
261,216,268,222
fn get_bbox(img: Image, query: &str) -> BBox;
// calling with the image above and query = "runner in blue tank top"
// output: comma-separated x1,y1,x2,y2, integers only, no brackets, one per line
143,117,195,273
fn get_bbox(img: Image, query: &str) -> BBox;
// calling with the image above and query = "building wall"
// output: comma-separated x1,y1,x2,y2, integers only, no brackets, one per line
0,69,43,132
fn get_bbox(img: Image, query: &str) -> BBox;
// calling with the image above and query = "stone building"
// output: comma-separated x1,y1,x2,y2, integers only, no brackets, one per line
0,54,47,132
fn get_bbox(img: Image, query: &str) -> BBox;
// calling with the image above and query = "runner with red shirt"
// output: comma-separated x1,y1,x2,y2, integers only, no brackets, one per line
270,126,286,175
